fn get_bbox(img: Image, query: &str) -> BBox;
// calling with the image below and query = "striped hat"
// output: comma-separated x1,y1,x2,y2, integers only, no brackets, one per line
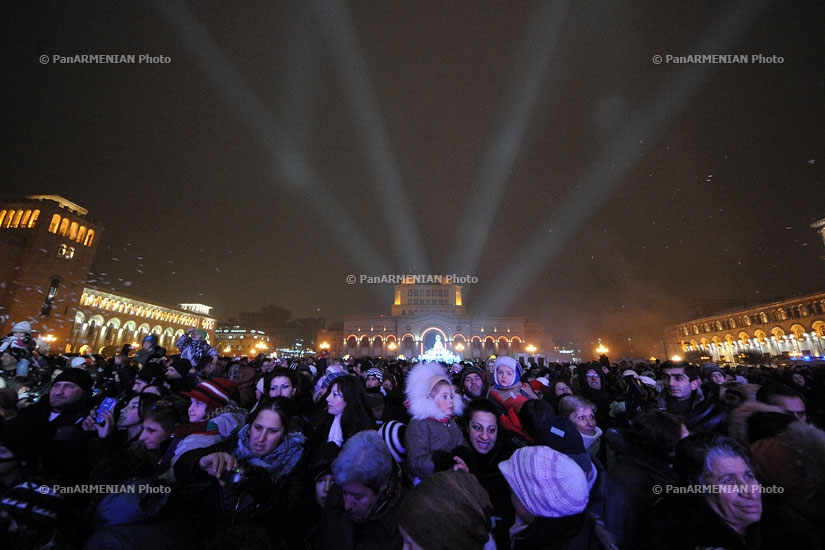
183,378,236,411
364,368,384,383
498,446,588,518
378,420,407,463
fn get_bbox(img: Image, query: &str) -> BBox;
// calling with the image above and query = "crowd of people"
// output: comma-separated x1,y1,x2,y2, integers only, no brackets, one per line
0,324,824,549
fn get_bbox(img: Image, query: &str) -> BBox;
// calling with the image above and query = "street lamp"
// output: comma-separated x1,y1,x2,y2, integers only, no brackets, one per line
41,334,57,353
525,344,536,354
595,338,608,355
388,341,397,357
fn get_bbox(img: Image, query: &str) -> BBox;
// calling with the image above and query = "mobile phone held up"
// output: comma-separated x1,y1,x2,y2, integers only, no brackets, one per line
95,397,118,425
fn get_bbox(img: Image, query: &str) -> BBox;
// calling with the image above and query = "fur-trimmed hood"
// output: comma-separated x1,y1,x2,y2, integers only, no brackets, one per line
769,420,825,501
727,400,790,446
405,361,464,421
733,400,825,517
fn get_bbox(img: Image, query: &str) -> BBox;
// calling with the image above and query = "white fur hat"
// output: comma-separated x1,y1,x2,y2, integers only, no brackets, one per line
405,361,463,421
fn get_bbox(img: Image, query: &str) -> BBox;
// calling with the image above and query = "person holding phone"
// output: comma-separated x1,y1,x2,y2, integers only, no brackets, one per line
81,392,161,450
2,368,96,484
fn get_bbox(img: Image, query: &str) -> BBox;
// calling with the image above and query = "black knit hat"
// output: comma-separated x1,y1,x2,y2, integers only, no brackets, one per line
309,441,341,482
136,363,166,387
53,368,93,394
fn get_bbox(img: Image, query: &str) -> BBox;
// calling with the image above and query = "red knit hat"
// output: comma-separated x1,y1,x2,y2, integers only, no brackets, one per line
182,378,236,410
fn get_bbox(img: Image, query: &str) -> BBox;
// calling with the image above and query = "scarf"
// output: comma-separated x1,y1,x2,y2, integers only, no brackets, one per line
232,425,306,484
327,414,344,446
580,426,603,457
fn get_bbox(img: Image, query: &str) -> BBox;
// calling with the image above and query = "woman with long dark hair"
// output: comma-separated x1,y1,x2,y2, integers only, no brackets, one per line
174,396,310,547
309,374,376,448
454,398,518,549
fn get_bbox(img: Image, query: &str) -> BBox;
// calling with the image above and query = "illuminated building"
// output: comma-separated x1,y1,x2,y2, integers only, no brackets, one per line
214,324,270,358
0,195,215,354
666,292,825,364
665,216,825,365
319,279,554,364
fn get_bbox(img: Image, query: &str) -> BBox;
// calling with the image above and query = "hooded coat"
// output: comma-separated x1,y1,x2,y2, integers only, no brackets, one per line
728,400,825,537
404,362,468,482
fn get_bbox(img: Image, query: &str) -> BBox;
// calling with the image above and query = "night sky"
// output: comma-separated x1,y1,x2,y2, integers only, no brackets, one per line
3,1,824,358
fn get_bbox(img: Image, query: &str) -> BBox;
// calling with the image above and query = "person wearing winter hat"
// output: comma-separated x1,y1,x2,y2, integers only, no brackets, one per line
399,469,495,550
518,399,596,483
488,356,538,416
499,445,598,549
309,441,340,509
2,366,95,484
363,368,383,389
459,365,488,405
557,395,606,464
703,364,725,386
182,378,237,423
164,357,197,393
176,327,219,370
132,363,167,394
132,333,166,367
1,322,37,378
312,363,346,402
404,361,469,483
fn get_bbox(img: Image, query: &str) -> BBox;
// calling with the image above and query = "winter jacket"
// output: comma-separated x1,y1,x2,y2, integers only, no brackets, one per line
176,334,218,367
314,481,407,550
510,512,610,550
657,386,727,433
605,427,679,509
640,491,821,549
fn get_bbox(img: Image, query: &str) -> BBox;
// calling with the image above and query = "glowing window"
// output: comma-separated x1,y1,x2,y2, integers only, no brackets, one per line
49,214,61,233
59,218,69,236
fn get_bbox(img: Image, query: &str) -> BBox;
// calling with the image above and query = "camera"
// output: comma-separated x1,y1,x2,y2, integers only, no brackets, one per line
223,466,245,485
